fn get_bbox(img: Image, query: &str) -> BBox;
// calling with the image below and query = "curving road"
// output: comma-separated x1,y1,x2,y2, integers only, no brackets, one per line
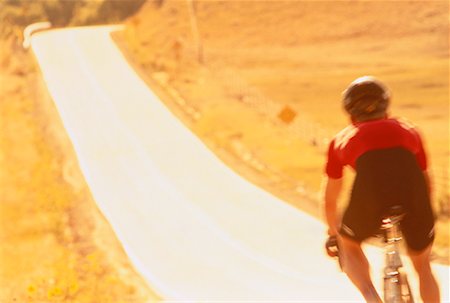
31,26,449,302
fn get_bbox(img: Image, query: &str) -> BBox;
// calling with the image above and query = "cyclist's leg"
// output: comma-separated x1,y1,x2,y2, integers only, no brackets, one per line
339,235,382,303
408,244,440,303
402,167,439,302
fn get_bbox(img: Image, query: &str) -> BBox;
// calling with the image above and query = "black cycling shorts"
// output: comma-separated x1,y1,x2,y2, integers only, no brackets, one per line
339,148,435,252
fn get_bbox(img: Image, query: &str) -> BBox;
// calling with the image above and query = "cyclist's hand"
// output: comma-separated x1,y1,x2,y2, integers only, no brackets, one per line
325,235,339,258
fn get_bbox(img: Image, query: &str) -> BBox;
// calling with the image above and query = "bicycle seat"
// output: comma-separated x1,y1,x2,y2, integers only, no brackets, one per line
381,205,405,229
371,206,406,239
386,205,405,217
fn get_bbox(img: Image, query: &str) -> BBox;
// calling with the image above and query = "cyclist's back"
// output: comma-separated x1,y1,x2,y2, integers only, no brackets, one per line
327,118,427,179
343,147,435,251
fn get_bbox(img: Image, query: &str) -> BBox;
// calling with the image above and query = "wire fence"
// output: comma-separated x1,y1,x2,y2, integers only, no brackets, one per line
214,66,335,147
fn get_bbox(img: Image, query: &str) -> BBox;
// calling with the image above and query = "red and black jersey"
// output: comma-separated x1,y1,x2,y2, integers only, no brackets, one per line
325,118,427,179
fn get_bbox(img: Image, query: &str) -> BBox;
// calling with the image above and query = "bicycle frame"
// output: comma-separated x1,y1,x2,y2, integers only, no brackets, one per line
382,214,414,303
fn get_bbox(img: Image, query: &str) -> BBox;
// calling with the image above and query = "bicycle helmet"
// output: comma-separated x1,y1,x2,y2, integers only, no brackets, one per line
343,76,390,121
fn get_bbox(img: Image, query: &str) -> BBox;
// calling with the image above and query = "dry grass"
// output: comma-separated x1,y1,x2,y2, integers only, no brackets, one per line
121,0,449,262
0,35,159,302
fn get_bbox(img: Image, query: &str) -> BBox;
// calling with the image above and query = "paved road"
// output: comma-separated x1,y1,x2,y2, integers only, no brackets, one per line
31,26,449,302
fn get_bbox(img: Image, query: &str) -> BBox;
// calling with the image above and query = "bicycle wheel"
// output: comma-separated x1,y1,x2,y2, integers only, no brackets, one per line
384,275,402,303
384,271,414,303
398,270,414,303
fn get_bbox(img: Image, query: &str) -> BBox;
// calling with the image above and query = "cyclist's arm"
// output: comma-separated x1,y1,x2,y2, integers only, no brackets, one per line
323,176,343,236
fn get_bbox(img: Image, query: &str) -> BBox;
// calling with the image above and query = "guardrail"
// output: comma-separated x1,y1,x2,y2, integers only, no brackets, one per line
22,22,52,49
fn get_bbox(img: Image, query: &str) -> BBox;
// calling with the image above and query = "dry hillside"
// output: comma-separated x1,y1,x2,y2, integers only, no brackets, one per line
0,2,447,301
120,0,449,261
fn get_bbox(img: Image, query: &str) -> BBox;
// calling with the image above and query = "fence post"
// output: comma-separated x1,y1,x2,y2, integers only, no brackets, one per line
187,0,204,64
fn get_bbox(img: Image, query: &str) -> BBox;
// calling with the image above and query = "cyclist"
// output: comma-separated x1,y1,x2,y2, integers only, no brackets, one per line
323,76,440,302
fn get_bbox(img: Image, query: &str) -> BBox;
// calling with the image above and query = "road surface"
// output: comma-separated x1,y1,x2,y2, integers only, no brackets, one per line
31,26,449,302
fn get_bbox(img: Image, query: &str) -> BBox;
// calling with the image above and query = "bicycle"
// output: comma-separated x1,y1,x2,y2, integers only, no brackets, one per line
381,206,414,303
326,206,415,303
